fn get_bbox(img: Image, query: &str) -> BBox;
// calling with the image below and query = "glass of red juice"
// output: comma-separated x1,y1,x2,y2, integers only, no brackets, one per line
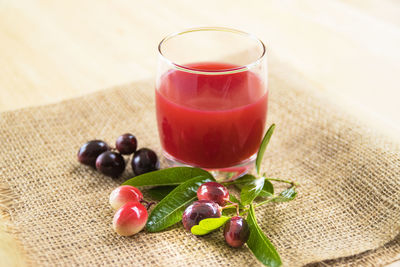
156,27,268,180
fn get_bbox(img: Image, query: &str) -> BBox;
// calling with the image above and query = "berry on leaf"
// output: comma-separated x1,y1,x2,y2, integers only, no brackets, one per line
182,200,221,231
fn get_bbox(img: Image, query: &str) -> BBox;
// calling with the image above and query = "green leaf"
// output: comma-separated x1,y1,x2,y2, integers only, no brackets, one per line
232,175,272,199
271,187,297,202
256,124,276,175
229,194,240,204
222,208,233,216
147,186,176,201
191,216,230,235
247,204,282,267
258,180,274,198
229,194,244,208
123,167,213,187
228,174,257,185
240,175,265,206
146,175,215,232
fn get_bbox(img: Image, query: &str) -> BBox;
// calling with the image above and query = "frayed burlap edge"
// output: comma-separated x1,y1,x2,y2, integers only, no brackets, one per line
0,184,29,267
307,234,400,267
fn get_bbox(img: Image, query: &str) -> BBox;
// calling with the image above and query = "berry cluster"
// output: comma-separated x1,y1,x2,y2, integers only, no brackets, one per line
183,182,250,247
109,185,152,236
100,124,296,266
77,133,159,178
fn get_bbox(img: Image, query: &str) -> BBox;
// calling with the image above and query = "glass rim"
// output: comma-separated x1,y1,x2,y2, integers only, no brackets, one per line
158,27,266,75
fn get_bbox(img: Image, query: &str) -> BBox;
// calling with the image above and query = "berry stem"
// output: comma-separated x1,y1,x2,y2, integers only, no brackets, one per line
254,198,274,208
221,181,241,186
140,200,156,210
223,177,298,187
222,204,237,210
263,175,298,186
226,200,240,216
238,198,273,216
146,201,156,210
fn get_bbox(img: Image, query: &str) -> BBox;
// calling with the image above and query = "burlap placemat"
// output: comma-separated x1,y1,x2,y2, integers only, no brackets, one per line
0,59,399,267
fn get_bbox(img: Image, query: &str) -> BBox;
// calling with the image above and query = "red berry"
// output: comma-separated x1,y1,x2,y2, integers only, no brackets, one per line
95,151,125,178
131,148,160,175
109,185,143,210
77,140,110,167
112,202,148,236
224,216,250,247
197,182,229,206
182,200,221,231
116,133,137,155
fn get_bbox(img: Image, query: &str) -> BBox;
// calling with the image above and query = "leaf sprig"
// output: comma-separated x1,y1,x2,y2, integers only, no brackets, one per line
122,124,298,267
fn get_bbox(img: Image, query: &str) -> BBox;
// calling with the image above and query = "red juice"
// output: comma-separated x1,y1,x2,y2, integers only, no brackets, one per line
156,62,268,169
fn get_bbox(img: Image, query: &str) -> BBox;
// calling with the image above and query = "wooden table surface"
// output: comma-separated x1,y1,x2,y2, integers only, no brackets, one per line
0,0,399,266
1,0,400,132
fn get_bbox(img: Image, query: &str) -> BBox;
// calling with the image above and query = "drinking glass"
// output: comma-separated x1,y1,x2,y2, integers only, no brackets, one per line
156,27,267,179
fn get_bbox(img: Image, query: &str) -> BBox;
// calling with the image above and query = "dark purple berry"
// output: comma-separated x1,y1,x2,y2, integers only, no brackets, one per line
197,182,229,206
95,151,125,178
116,133,137,155
224,216,250,247
78,140,110,167
182,200,221,231
131,148,160,176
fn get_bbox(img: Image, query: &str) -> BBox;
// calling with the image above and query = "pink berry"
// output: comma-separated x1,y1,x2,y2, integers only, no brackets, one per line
109,185,143,210
197,182,229,206
112,202,148,236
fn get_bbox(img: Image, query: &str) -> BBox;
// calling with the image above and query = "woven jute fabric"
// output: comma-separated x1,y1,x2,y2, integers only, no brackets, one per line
0,59,399,267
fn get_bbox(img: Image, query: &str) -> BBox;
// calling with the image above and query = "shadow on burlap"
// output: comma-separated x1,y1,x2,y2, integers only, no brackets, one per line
0,60,399,266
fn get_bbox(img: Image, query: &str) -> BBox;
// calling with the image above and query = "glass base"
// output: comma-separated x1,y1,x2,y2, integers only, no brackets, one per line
163,152,255,182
